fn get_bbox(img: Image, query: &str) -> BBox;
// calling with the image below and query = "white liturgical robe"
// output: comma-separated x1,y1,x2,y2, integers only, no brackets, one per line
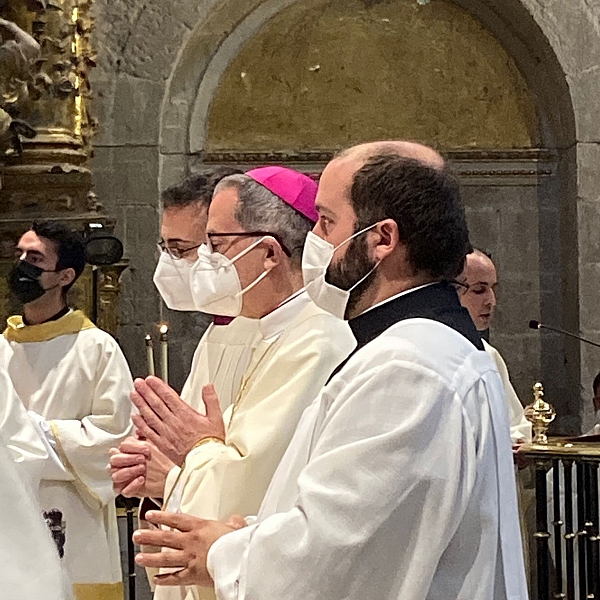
158,292,356,600
0,336,49,493
0,430,69,600
483,340,532,443
207,317,528,600
4,310,134,600
180,317,259,413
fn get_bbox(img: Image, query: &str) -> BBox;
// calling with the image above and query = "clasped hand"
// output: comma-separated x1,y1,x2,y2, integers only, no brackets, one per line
130,379,226,466
109,436,174,498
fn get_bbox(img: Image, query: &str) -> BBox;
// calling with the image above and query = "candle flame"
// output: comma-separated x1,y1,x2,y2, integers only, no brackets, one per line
159,324,169,335
145,334,153,345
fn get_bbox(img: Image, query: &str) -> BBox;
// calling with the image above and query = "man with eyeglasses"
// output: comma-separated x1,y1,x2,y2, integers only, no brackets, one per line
110,169,261,498
112,166,355,600
154,167,259,415
456,248,531,445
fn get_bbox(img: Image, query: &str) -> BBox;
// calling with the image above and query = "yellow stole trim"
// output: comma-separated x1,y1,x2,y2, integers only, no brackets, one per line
49,420,103,511
3,309,96,343
72,582,124,600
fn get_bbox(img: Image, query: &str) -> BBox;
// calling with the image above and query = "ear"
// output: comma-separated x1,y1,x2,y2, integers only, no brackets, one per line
262,238,285,271
58,267,76,289
372,219,399,262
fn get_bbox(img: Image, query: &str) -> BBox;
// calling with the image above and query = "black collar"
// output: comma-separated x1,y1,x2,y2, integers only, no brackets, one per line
327,282,481,384
349,282,483,351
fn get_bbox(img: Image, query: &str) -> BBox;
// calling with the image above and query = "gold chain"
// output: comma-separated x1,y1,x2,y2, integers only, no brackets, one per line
228,338,283,429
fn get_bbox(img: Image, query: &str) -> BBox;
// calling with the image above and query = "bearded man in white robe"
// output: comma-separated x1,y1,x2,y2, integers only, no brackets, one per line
4,220,134,600
132,142,528,600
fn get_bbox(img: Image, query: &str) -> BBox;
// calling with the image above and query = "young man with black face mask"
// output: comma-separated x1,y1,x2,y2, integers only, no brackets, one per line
4,221,134,600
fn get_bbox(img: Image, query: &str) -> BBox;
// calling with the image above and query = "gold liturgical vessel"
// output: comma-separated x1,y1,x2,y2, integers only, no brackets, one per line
524,382,556,445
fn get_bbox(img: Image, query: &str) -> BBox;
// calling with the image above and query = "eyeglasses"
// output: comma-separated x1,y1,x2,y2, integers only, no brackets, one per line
157,241,202,260
207,232,292,256
450,280,469,293
451,280,497,296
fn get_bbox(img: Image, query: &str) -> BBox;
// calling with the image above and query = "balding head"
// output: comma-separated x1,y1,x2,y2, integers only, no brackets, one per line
457,249,498,331
339,140,445,171
319,140,446,226
314,146,468,317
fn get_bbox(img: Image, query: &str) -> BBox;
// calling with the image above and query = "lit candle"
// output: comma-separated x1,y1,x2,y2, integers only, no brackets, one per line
145,334,155,377
159,324,169,383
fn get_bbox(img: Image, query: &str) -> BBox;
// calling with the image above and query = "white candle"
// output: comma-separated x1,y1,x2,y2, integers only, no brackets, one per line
159,324,169,383
145,335,155,377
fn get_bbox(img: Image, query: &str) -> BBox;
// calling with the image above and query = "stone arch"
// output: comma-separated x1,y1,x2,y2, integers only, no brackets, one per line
202,0,541,152
158,0,577,157
155,0,588,430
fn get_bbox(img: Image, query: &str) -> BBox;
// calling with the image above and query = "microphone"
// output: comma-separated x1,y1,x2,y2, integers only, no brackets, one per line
529,320,600,349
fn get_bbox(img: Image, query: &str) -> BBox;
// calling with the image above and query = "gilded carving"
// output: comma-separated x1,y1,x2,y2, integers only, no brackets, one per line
0,2,102,210
0,18,40,156
96,263,128,336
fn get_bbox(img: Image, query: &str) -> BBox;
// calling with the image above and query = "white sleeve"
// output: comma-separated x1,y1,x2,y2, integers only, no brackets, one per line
49,338,134,509
0,370,51,492
27,411,74,481
208,358,476,600
487,345,532,443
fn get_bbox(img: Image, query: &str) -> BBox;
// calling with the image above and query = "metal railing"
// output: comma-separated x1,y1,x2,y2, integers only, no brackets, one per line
521,440,600,599
116,496,139,600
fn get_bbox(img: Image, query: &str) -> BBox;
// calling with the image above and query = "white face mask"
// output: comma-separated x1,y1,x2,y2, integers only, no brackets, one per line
190,236,272,317
302,224,380,320
153,252,197,311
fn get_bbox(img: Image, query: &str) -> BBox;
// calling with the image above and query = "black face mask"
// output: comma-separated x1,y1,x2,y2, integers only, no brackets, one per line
8,260,52,305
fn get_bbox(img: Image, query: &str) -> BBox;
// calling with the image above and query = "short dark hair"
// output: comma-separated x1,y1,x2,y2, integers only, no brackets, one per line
161,167,243,210
349,155,470,280
593,372,600,396
31,221,86,292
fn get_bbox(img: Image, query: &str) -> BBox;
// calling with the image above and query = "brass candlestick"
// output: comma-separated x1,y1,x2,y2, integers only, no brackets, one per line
524,382,556,445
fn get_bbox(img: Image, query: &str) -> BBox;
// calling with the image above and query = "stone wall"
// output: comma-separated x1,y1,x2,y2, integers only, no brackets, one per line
91,0,598,420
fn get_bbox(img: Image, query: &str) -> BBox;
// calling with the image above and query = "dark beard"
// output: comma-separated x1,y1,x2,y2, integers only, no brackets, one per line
325,234,377,318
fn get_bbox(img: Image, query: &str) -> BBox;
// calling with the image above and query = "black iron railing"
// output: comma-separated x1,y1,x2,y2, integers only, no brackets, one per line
522,440,600,599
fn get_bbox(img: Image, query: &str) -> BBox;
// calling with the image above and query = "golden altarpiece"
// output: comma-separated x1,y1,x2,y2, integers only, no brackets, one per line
0,0,125,335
